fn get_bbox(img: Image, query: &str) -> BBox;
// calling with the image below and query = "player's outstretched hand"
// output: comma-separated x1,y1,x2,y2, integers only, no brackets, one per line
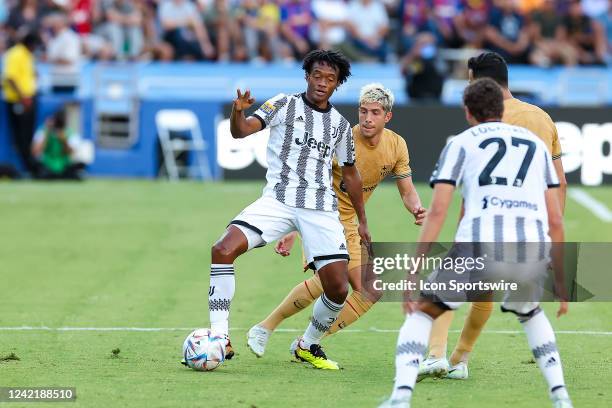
412,206,427,226
557,300,568,318
234,89,256,112
274,231,298,257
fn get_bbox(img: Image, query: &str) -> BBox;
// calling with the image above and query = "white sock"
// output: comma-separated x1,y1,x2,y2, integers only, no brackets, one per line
391,312,432,401
301,294,343,348
521,309,568,400
209,264,235,336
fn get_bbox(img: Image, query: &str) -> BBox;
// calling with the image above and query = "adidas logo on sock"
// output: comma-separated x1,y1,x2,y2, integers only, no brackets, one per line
406,359,420,367
296,116,304,122
545,356,558,367
339,243,346,250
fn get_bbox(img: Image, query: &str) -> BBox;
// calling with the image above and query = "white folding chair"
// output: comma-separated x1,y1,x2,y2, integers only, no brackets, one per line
155,109,212,181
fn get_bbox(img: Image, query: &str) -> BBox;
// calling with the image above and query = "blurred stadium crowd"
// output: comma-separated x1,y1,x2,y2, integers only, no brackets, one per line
0,0,611,67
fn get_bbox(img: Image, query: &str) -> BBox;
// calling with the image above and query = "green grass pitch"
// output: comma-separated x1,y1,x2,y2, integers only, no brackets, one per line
1,181,611,407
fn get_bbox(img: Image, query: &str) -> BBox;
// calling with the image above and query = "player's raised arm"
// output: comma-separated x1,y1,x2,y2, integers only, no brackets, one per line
230,89,262,139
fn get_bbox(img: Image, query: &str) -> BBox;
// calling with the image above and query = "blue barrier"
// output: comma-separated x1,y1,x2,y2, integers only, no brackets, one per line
86,99,222,179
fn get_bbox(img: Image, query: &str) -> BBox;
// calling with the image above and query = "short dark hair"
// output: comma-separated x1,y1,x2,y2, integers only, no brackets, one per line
463,78,504,123
302,49,351,85
20,31,39,48
468,52,508,87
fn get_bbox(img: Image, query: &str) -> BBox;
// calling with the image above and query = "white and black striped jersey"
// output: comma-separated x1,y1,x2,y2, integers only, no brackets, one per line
430,122,560,243
252,93,355,212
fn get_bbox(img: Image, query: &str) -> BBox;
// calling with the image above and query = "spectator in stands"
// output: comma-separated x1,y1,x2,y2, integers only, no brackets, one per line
66,0,114,60
159,0,215,60
2,30,38,176
279,0,313,60
70,0,99,35
346,0,390,62
398,1,445,102
485,0,530,63
310,0,350,52
45,12,82,92
560,0,607,64
201,0,247,61
5,0,43,44
453,0,491,48
237,0,284,62
135,0,175,61
31,108,85,180
399,0,460,57
104,0,144,60
432,0,463,47
530,0,578,66
399,0,430,51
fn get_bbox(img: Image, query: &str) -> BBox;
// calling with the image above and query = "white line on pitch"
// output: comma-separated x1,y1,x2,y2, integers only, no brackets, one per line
569,188,612,222
1,326,611,335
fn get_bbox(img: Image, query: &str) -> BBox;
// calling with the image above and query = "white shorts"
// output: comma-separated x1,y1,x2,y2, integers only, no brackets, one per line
229,195,349,270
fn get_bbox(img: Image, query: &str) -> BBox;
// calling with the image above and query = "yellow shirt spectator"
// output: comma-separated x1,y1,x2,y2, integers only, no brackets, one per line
2,43,37,103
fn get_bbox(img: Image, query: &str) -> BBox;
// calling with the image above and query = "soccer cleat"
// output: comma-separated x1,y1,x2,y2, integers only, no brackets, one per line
180,358,188,367
446,361,469,380
224,336,235,360
293,338,339,370
246,325,271,358
377,397,411,408
416,357,449,382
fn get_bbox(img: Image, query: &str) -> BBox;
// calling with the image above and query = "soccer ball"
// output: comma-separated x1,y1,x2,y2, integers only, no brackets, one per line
182,328,226,371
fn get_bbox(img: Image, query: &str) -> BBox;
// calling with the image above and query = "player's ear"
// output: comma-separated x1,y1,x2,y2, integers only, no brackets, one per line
464,106,472,124
468,69,474,83
385,111,392,123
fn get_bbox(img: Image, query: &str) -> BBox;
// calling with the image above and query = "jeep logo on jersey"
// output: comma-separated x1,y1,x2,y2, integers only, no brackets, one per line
295,132,332,157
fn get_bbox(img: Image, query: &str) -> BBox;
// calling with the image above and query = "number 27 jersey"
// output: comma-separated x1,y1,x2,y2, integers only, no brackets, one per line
430,122,560,243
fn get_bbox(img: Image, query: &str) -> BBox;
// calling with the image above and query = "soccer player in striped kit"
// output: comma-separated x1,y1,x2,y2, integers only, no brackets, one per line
246,83,426,360
420,51,568,381
207,50,370,370
380,78,572,408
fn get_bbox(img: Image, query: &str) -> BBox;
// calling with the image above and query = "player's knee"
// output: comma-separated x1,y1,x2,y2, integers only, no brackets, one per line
325,281,348,304
325,279,348,304
211,240,239,262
